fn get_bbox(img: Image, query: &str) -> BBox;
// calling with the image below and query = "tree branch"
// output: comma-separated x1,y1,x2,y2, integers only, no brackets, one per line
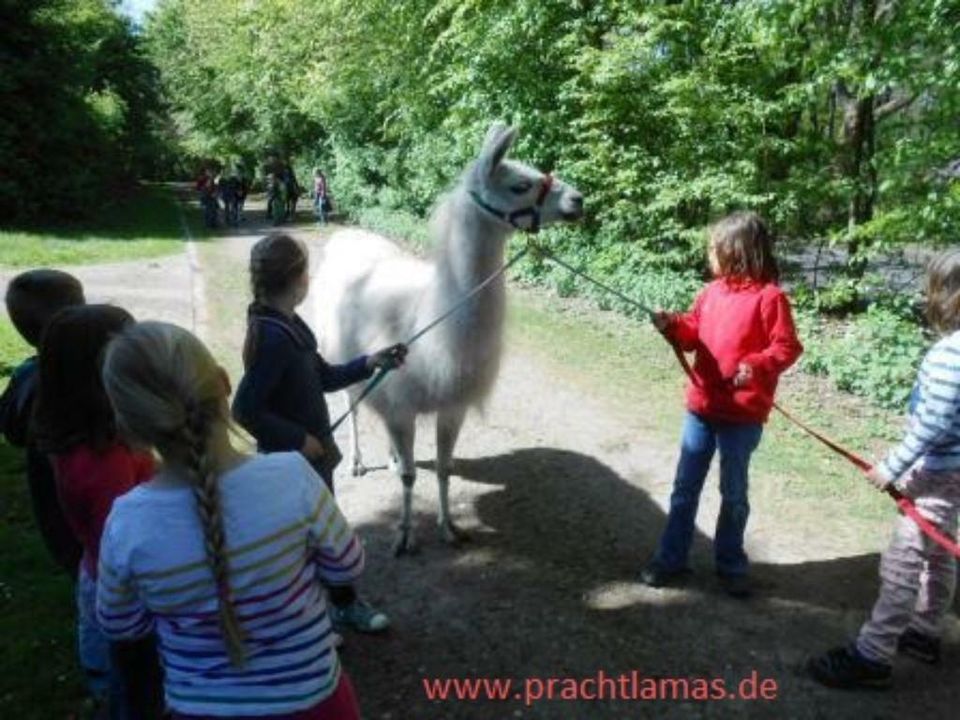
874,93,918,121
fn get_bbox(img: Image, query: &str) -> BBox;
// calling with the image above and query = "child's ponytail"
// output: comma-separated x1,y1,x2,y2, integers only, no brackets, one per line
244,233,308,368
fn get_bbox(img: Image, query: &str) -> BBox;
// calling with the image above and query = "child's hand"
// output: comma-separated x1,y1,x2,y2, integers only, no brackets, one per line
651,311,671,333
301,433,325,461
866,466,893,492
367,343,408,371
732,362,753,388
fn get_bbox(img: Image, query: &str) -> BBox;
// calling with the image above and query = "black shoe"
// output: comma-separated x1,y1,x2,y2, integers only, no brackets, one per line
717,573,753,600
718,573,752,598
807,645,892,690
639,562,690,588
897,628,941,665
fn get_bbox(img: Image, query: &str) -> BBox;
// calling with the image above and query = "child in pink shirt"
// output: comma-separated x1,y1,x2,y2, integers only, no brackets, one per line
33,304,156,716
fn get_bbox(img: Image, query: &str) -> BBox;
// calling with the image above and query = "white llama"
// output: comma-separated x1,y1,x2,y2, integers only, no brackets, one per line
314,123,584,554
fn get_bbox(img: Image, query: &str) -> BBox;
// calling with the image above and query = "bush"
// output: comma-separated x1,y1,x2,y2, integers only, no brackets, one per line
352,205,432,251
798,305,929,410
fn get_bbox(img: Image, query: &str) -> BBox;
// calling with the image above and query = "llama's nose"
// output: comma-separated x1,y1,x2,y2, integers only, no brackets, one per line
564,192,585,219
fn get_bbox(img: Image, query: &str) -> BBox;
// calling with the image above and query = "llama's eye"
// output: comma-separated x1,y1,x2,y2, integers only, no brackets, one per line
510,182,532,195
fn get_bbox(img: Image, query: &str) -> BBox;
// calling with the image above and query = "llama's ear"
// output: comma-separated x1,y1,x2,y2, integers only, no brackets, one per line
480,123,517,177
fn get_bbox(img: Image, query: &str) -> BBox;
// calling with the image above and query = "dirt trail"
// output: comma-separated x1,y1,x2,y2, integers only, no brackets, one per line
0,251,195,330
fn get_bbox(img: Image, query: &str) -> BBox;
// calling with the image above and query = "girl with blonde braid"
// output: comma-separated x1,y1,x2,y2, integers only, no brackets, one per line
96,321,363,719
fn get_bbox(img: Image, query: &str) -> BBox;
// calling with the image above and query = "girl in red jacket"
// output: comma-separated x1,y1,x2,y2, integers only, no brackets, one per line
641,212,803,597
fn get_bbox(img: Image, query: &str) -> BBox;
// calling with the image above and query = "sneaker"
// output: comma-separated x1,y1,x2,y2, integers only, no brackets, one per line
897,628,941,665
807,645,892,690
639,562,690,588
718,573,752,599
331,599,390,634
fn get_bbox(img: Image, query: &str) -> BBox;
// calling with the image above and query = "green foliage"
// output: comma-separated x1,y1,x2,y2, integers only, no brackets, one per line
350,206,433,252
0,319,32,379
798,305,929,409
0,0,173,222
144,0,960,265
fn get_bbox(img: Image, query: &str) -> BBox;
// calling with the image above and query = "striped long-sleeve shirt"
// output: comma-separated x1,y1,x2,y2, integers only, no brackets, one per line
96,452,364,717
880,330,960,481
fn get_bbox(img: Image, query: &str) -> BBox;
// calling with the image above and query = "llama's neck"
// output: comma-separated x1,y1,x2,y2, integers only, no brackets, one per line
430,190,511,349
434,190,511,293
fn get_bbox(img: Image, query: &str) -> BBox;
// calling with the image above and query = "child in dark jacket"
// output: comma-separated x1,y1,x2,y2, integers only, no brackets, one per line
640,212,803,597
233,233,406,634
0,269,85,575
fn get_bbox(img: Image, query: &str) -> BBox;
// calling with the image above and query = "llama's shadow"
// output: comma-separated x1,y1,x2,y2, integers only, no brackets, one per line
450,449,883,613
349,447,960,719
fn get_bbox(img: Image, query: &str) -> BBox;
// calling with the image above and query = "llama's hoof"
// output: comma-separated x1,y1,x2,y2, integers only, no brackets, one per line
392,528,418,557
438,520,470,546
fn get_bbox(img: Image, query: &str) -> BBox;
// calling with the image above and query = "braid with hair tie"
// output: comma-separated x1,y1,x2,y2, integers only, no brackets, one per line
181,400,246,667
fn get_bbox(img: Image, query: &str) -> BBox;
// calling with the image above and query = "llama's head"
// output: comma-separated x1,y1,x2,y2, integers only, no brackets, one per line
466,122,584,233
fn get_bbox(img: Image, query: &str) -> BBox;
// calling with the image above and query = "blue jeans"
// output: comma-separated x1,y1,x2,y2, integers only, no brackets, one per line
314,196,327,224
653,412,763,576
78,567,132,718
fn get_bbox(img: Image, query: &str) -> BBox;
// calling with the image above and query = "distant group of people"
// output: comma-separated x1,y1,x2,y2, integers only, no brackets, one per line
200,157,333,229
263,156,300,225
195,166,250,229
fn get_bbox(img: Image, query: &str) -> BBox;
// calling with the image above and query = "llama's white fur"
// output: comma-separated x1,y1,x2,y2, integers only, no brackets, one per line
314,123,583,554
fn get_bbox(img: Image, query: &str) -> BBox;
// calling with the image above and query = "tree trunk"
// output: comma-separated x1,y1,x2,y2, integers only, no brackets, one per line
836,0,881,278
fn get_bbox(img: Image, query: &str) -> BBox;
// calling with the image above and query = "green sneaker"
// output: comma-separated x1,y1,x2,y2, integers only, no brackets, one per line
331,599,390,634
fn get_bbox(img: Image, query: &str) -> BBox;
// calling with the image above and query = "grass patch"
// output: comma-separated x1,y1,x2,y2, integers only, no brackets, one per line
0,319,32,380
0,319,83,719
0,186,186,268
0,441,83,719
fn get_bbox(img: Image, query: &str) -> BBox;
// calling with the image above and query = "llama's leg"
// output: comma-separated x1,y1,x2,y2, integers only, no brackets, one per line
387,444,399,475
385,415,418,556
436,405,469,545
345,392,367,476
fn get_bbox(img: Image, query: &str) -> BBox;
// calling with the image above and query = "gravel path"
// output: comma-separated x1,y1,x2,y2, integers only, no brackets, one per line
0,250,195,330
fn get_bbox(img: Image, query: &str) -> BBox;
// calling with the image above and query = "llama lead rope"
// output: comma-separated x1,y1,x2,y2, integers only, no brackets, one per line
529,240,960,560
527,241,698,381
327,245,532,434
770,404,960,560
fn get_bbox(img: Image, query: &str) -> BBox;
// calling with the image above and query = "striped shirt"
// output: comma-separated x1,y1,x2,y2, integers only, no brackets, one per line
881,330,960,481
96,452,364,717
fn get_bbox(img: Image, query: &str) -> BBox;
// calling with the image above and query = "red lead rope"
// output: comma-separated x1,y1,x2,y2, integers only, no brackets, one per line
507,241,959,558
663,336,960,560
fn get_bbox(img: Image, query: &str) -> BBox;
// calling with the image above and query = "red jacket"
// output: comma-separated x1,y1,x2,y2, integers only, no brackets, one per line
54,442,155,578
664,278,803,424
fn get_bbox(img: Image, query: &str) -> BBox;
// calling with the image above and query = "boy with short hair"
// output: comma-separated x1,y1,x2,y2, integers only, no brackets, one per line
0,268,85,575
